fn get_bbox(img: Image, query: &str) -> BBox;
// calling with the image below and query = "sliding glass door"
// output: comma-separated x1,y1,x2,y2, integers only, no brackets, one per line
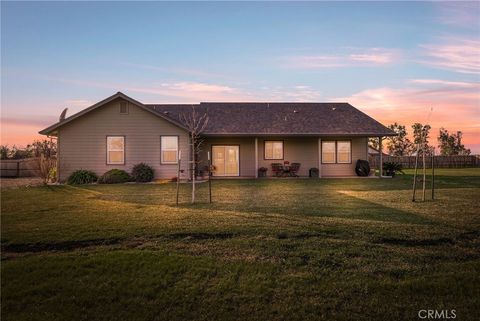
212,146,239,176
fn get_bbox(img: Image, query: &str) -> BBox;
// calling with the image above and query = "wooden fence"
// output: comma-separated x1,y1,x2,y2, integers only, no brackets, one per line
0,158,41,177
369,155,480,169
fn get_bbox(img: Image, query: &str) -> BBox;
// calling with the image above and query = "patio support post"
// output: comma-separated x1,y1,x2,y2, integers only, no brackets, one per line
379,136,383,178
55,136,60,183
318,138,322,178
255,137,258,178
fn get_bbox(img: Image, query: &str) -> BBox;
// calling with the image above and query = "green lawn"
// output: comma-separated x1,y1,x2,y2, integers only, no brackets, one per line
2,169,480,321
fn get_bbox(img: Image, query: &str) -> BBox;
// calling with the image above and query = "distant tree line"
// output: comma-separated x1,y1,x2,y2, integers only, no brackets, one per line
369,123,471,156
0,139,57,160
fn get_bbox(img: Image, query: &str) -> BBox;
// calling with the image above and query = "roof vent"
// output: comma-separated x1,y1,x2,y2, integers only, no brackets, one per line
163,111,170,115
119,101,128,114
332,107,336,111
293,109,298,113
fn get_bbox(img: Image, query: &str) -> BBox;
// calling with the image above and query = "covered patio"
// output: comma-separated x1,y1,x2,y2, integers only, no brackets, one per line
199,135,389,179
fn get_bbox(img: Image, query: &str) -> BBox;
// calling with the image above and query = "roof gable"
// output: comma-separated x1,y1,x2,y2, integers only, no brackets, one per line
39,92,188,135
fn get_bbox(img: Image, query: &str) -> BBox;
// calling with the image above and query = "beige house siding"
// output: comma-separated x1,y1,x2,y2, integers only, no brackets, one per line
320,137,368,177
58,98,189,181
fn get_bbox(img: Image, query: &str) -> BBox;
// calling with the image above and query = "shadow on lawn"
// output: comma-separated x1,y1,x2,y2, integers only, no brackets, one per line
196,191,435,225
89,181,435,226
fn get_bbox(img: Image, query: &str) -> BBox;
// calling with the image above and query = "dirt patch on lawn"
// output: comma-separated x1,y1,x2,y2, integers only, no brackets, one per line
2,238,124,254
376,237,455,247
1,233,235,259
1,177,44,190
167,232,234,240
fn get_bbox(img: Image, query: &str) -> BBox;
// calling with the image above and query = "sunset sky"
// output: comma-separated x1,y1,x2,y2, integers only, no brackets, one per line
2,1,479,152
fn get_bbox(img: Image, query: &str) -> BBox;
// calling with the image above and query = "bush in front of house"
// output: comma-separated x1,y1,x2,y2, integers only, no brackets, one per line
67,169,98,185
383,162,404,177
131,163,155,182
98,169,132,184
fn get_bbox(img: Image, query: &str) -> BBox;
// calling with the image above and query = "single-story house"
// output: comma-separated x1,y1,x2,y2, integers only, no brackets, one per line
39,92,395,181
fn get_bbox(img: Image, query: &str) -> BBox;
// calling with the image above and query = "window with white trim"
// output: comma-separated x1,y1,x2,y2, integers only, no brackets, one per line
107,136,125,164
321,141,336,164
264,141,283,160
161,136,178,164
337,141,351,163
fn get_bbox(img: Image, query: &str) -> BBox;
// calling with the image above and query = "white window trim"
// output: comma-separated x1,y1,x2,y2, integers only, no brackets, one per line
161,136,179,164
321,141,336,164
264,140,284,160
107,136,125,165
337,140,352,164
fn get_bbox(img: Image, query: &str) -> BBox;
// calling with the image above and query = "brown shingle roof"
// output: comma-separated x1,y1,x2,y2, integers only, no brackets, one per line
39,92,395,137
146,102,396,136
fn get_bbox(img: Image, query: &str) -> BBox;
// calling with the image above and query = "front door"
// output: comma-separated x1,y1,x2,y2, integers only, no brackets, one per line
212,146,239,176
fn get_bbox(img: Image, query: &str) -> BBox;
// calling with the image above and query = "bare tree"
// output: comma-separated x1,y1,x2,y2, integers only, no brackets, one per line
180,105,209,204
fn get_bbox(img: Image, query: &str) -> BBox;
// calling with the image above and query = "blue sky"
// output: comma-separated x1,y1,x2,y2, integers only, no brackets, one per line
1,1,479,151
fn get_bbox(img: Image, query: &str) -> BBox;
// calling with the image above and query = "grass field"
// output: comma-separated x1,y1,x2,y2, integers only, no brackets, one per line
2,169,479,321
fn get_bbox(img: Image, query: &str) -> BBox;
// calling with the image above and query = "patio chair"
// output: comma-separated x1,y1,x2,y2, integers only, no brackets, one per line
271,163,284,177
279,161,291,176
290,163,301,177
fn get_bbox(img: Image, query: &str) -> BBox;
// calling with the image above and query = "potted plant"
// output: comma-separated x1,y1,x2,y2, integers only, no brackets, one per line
382,162,403,177
258,167,268,177
195,167,204,180
201,165,211,179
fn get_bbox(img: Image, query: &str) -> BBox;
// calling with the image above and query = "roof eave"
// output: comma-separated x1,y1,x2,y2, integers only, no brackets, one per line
202,132,398,137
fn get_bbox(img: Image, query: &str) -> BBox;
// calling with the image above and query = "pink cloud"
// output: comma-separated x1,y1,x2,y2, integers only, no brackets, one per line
1,115,58,146
435,2,480,28
158,82,234,94
257,85,323,102
284,48,399,69
119,62,226,79
1,116,57,128
36,74,325,103
420,38,480,74
334,80,480,152
65,99,93,108
38,76,255,102
127,82,255,102
286,55,347,68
